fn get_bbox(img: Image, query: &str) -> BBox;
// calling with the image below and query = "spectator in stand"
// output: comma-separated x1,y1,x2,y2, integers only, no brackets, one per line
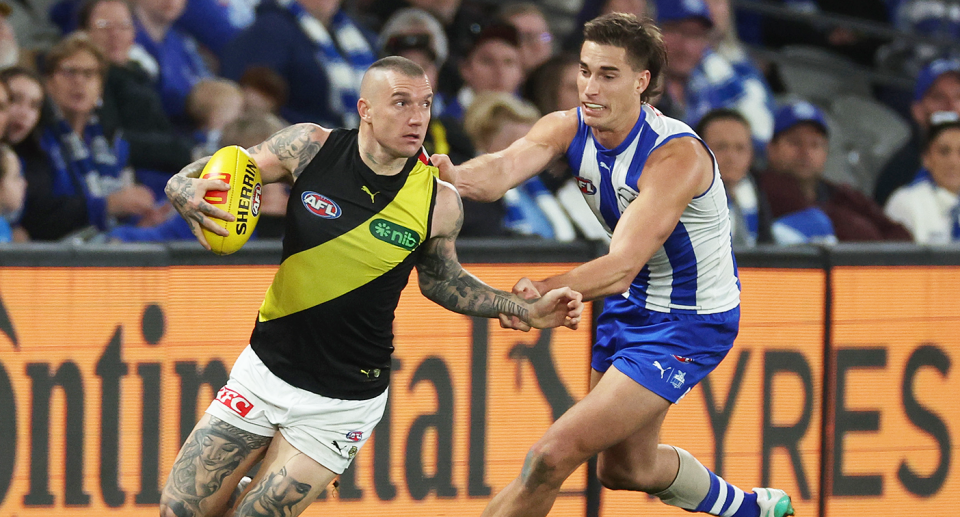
500,3,554,77
656,0,775,149
703,0,774,92
131,0,211,126
463,92,576,240
238,66,289,115
875,58,960,205
19,33,157,241
525,53,579,118
884,111,960,244
221,0,377,127
185,78,244,157
760,101,912,242
443,22,524,121
0,2,21,69
760,0,890,67
562,0,649,53
377,8,450,112
877,0,960,80
0,76,8,136
696,109,773,246
2,67,43,146
0,145,26,242
53,0,243,58
80,0,194,183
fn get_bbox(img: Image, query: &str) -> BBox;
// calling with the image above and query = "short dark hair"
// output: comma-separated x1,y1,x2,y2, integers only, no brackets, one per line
923,116,960,153
695,108,751,136
525,53,579,114
0,66,41,87
582,13,667,103
367,56,426,79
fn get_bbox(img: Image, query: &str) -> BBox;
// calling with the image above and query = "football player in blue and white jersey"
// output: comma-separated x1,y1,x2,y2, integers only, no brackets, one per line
433,12,794,517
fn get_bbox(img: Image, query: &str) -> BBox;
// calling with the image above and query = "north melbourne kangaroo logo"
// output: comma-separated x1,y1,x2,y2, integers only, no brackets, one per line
361,185,379,203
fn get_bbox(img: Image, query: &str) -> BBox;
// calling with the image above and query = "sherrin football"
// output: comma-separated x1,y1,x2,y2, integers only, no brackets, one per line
199,145,263,255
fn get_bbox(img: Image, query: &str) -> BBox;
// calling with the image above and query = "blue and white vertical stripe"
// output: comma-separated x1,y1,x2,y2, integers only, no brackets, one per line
565,104,740,315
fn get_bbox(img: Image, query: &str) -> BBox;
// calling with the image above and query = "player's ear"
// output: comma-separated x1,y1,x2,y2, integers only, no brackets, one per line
636,69,651,95
357,97,372,123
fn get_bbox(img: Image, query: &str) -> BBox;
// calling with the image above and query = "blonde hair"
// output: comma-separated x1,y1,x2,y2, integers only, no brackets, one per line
43,32,107,78
463,92,540,152
220,112,287,150
186,78,243,125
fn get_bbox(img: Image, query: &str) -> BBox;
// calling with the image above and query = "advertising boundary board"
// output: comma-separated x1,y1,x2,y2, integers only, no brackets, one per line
0,242,959,517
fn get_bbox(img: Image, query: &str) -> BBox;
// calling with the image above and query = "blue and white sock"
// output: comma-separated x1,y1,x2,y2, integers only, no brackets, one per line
693,470,759,517
655,447,759,517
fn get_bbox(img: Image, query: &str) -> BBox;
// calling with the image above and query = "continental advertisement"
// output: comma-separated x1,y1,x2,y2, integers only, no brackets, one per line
0,264,592,516
826,266,960,516
0,262,957,517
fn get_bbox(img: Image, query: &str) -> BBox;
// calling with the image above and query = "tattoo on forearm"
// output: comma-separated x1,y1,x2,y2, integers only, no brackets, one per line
494,296,529,322
162,417,271,517
418,236,529,321
235,465,313,517
259,124,322,179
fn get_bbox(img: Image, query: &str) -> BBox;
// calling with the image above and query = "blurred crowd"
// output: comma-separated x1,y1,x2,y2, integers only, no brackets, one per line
0,0,958,246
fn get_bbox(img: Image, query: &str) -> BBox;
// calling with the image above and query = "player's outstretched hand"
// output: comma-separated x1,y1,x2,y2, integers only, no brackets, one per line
528,287,583,330
499,277,540,331
431,154,457,186
165,174,236,250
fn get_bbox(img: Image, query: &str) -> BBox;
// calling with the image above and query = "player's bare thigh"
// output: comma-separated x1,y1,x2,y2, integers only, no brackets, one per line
528,366,670,478
227,432,338,517
160,414,272,517
590,368,677,492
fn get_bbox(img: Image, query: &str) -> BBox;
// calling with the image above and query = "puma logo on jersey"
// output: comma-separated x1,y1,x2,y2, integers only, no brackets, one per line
653,361,667,378
599,162,611,172
361,185,379,203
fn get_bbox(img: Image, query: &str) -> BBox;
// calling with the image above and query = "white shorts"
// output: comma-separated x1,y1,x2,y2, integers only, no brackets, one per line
205,345,387,474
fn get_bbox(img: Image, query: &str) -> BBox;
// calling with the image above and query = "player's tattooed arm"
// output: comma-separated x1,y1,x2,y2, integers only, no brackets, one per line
416,187,533,322
417,230,532,322
417,183,583,330
160,416,271,517
248,123,325,181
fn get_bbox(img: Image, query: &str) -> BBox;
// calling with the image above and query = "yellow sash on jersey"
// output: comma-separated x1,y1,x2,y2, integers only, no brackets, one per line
258,162,436,321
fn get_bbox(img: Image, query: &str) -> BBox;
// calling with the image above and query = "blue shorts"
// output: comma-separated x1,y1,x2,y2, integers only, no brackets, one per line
591,296,740,404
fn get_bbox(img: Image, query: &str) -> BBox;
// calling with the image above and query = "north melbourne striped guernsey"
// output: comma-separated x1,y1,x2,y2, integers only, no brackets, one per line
565,104,740,315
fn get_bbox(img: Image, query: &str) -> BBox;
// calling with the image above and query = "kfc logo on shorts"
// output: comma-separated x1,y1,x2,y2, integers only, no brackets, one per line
346,431,363,442
216,387,254,417
576,177,597,195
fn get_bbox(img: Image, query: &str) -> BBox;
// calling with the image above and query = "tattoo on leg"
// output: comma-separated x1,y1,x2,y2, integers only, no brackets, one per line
164,417,271,516
519,449,553,490
234,465,313,517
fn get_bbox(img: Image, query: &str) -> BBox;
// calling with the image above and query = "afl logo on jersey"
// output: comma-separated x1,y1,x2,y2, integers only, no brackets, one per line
576,177,597,195
302,191,341,219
